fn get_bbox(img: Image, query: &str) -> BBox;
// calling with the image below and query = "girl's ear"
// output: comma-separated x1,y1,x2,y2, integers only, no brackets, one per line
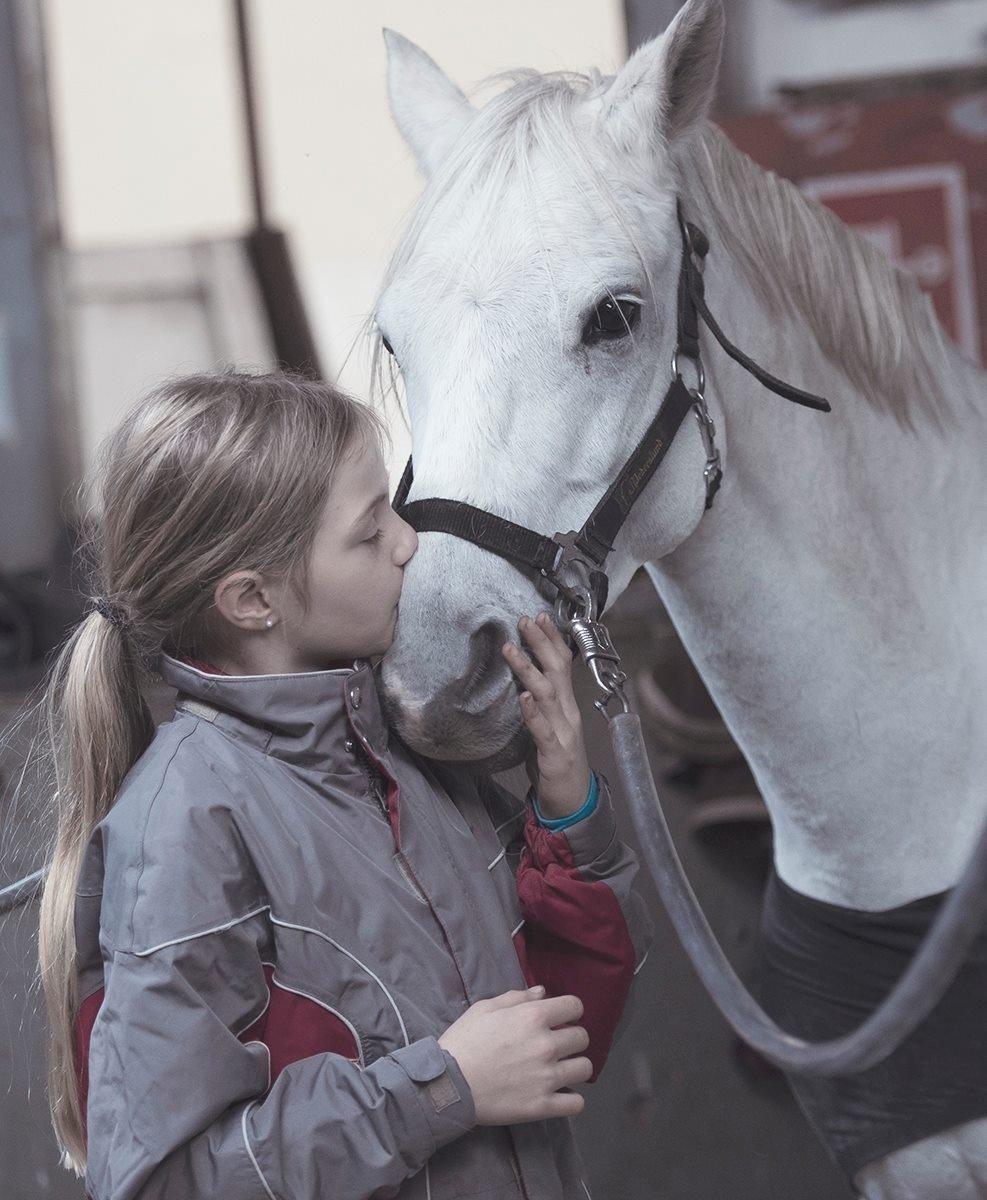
600,0,725,155
213,570,275,632
384,29,475,178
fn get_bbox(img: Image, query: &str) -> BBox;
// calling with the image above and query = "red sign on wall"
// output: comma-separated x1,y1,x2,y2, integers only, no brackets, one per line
720,90,987,365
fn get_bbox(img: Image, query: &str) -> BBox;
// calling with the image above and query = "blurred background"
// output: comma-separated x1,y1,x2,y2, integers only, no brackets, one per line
1,1,985,1196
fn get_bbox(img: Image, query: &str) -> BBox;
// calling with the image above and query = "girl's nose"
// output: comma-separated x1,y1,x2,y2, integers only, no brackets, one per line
395,518,418,565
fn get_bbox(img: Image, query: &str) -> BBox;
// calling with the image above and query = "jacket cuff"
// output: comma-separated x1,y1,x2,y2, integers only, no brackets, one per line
386,1037,476,1156
550,772,618,867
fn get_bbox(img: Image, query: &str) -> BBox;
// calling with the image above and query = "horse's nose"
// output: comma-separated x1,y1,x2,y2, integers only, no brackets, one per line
458,617,515,714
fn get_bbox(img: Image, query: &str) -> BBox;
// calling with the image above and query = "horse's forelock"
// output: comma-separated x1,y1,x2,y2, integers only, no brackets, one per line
367,65,671,415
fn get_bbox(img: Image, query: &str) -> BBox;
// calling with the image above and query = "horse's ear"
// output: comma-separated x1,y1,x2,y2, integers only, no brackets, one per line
601,0,724,152
384,29,475,178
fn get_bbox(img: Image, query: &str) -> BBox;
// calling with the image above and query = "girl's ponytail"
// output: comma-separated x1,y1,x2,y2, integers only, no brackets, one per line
38,607,153,1173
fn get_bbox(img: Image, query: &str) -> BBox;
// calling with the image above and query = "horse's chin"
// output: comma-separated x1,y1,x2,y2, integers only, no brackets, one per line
380,684,532,771
431,721,533,774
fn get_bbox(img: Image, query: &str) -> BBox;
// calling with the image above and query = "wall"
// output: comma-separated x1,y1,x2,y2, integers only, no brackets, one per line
43,0,625,436
731,0,987,109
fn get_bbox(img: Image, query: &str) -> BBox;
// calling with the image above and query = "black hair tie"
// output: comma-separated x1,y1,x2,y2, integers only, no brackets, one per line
92,596,128,631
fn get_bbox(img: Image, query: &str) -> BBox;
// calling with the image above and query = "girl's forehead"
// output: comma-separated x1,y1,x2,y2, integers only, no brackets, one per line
325,438,387,520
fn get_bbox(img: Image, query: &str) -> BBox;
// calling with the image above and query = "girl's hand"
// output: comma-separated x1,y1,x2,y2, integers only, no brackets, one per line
502,612,592,820
439,987,591,1124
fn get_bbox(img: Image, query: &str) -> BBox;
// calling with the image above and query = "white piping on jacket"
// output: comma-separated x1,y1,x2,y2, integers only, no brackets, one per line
487,848,506,871
133,904,433,1194
633,950,651,976
131,903,271,957
269,973,365,1067
241,1102,278,1200
165,653,354,681
268,916,432,1200
243,1040,272,1091
494,808,526,835
231,962,365,1072
510,919,525,938
269,915,411,1047
232,988,271,1038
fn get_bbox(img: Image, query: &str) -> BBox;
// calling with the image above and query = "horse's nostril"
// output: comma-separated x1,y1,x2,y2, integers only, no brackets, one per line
462,619,514,707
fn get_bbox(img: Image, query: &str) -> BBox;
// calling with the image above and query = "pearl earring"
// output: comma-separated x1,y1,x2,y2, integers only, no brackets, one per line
265,616,276,629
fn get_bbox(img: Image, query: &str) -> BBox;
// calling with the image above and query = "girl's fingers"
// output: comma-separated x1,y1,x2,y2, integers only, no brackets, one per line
544,1091,586,1119
519,693,562,753
537,613,571,656
551,1023,591,1058
555,1056,594,1089
502,642,563,711
519,615,581,726
518,615,566,675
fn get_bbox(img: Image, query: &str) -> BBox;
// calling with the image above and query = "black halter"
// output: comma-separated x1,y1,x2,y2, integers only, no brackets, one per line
391,199,831,619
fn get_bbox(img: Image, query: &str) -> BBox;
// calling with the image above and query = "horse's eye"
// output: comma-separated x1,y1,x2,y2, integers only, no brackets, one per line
583,296,640,345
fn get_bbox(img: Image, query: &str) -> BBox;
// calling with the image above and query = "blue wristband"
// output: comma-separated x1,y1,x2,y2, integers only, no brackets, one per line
533,771,599,830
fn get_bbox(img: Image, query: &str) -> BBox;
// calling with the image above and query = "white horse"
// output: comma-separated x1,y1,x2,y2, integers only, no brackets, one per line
374,2,987,1195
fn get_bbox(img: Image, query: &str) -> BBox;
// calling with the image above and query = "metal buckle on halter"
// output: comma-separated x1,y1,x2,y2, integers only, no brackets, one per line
538,531,601,623
671,348,721,510
691,388,722,509
538,561,596,625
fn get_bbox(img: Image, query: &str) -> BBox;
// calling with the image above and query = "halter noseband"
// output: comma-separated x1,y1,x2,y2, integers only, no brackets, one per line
391,199,831,622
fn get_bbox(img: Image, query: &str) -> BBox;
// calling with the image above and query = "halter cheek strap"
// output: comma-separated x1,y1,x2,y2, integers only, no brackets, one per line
391,199,831,618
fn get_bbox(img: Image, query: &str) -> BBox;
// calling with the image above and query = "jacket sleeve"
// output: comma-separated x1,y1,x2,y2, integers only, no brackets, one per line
484,772,654,1082
82,916,475,1200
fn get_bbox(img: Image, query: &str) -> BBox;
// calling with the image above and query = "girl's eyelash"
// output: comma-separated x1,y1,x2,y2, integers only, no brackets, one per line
365,528,384,544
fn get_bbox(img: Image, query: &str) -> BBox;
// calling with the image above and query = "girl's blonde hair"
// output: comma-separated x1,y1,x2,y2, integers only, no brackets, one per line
37,369,385,1173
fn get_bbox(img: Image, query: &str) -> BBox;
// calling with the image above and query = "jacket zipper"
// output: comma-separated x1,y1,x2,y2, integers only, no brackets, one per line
356,732,503,1192
353,742,390,820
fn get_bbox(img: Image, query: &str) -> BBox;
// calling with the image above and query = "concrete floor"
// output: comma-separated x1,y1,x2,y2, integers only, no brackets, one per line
0,585,853,1199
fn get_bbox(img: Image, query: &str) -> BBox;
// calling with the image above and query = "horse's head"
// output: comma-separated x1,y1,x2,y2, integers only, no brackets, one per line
378,0,726,767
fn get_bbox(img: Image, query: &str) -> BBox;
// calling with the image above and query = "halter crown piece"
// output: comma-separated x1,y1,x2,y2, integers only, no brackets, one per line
391,199,831,625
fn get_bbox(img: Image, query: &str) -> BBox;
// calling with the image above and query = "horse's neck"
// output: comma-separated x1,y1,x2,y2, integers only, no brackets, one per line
647,244,987,910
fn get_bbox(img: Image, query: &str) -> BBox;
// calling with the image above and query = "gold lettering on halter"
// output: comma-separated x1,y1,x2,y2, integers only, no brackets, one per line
617,437,665,513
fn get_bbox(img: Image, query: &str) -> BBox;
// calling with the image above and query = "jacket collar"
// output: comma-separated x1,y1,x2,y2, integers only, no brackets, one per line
158,652,391,771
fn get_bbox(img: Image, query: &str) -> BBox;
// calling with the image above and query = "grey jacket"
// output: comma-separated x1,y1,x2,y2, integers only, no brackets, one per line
73,653,653,1200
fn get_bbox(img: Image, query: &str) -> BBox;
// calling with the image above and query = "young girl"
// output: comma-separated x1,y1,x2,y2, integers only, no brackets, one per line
38,370,652,1200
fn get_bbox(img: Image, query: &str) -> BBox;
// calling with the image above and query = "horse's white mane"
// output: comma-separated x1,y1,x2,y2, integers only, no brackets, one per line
373,67,971,432
680,123,964,430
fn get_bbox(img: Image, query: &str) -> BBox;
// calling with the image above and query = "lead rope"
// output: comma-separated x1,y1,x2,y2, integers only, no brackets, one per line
565,598,987,1076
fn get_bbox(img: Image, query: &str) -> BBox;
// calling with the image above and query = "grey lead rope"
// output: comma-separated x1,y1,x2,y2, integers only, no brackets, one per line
610,710,987,1077
565,604,987,1077
0,867,45,915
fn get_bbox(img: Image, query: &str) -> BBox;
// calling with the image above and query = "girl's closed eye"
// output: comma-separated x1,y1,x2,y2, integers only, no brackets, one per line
365,528,384,545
